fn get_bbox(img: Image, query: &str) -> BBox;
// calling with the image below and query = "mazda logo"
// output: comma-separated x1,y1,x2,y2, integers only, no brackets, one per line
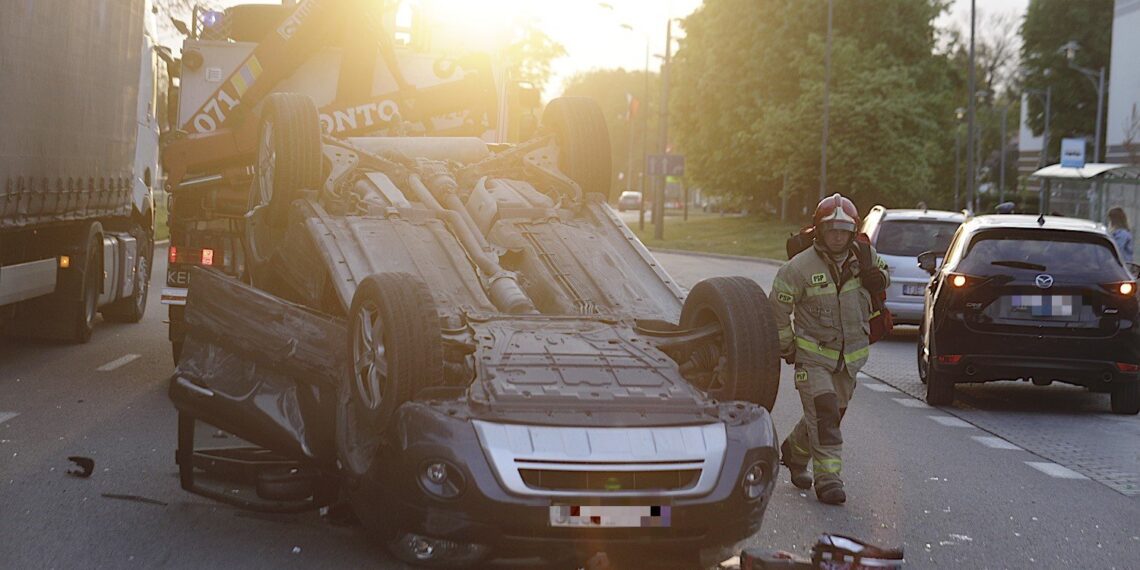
1035,274,1054,289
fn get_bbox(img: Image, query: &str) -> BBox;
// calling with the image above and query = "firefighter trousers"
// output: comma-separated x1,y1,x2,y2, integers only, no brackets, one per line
782,364,856,484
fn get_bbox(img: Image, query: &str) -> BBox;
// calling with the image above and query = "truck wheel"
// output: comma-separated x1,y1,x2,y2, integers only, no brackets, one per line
1110,383,1140,415
925,368,955,406
101,224,152,323
680,277,781,411
336,273,442,483
69,221,104,343
541,97,612,198
254,93,322,229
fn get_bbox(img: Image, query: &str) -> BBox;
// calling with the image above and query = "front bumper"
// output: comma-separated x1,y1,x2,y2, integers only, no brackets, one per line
360,402,778,564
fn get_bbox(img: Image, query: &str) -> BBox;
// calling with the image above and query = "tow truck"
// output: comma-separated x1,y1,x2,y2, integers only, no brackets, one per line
162,2,783,567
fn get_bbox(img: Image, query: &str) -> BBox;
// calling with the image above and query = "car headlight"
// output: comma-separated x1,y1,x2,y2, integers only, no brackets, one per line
418,459,465,499
742,461,770,500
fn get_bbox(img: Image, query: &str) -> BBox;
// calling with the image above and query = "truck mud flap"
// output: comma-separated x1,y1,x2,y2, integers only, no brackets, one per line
170,268,345,511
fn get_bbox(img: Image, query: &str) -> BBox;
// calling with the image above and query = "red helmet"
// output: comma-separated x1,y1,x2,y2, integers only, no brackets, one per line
813,193,860,233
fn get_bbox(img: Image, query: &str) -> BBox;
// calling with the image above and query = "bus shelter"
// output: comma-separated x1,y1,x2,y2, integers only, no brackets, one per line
1030,163,1140,223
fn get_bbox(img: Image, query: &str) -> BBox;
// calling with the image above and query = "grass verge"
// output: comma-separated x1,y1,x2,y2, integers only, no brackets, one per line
630,213,800,260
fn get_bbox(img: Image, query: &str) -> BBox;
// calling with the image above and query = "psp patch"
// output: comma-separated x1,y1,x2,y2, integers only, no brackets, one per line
811,273,827,285
795,369,808,383
777,292,794,303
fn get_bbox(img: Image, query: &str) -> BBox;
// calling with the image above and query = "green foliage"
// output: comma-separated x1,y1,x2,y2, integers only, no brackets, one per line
561,69,661,196
670,0,960,218
1020,0,1113,160
504,24,568,92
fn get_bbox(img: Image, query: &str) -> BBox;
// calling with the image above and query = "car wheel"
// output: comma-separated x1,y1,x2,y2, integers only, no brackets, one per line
1110,383,1140,415
101,223,152,323
337,273,442,527
541,97,613,199
679,277,781,411
925,367,955,406
253,93,322,230
916,330,929,385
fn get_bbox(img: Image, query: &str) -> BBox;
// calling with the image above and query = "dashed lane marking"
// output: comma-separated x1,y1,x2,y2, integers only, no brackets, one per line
892,397,930,408
863,383,897,392
928,415,974,428
1025,461,1089,480
971,435,1023,450
97,354,141,372
0,412,18,425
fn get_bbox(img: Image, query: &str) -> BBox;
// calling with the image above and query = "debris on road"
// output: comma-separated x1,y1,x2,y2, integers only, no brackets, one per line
66,456,94,478
101,493,168,507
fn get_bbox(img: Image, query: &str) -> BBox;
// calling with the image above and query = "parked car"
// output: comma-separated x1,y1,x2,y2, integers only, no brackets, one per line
916,214,1140,414
617,190,642,211
860,206,965,325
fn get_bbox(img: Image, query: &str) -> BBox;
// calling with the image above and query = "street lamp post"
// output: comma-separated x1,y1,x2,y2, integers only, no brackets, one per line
999,104,1008,203
615,18,650,231
1060,41,1107,163
819,0,833,200
954,107,964,210
966,0,977,214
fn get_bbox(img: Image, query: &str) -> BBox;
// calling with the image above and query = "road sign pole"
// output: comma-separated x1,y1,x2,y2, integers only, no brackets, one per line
654,20,671,241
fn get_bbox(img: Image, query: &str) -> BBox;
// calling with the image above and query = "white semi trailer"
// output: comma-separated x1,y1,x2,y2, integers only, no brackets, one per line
0,0,171,342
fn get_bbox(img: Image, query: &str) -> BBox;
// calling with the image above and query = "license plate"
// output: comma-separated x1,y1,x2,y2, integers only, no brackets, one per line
903,283,924,296
549,505,671,528
1010,295,1076,317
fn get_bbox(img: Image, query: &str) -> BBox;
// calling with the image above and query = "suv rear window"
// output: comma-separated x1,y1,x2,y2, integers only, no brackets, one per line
874,220,960,257
958,229,1128,280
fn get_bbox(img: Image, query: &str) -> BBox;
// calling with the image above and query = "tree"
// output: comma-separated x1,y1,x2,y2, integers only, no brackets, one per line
670,0,957,216
503,23,567,94
561,69,661,198
1020,0,1114,161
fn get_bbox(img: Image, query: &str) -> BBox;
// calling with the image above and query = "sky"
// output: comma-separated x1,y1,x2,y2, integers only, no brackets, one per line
212,0,1032,97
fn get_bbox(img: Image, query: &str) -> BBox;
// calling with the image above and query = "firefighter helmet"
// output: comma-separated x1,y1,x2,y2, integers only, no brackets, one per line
812,193,860,234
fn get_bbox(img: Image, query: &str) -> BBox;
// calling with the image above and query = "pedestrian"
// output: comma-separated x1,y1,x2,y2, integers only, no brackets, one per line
1108,206,1133,262
769,194,889,505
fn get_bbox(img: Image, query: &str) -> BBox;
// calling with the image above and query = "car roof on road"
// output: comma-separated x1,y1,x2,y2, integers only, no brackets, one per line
964,214,1107,234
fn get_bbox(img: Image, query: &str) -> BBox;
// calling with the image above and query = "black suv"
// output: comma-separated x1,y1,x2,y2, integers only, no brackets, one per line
917,215,1140,414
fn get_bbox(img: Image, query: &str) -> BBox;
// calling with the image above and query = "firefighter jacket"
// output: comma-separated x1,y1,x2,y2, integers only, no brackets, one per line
769,243,889,375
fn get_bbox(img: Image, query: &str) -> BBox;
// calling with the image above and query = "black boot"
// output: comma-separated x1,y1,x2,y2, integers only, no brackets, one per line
780,441,813,490
815,479,846,505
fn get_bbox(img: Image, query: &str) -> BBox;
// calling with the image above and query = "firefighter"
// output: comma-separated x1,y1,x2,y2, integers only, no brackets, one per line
769,194,889,505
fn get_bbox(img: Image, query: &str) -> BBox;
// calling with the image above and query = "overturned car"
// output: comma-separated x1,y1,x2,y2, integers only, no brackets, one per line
170,94,782,567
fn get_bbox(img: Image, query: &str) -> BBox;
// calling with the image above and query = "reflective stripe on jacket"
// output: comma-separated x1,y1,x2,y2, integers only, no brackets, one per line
769,243,889,374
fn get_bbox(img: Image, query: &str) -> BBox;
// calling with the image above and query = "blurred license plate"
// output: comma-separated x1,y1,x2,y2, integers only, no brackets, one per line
1010,295,1076,317
549,505,671,528
903,283,924,296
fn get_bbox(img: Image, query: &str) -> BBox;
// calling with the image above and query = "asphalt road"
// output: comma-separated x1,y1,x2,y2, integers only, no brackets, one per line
1,248,1137,569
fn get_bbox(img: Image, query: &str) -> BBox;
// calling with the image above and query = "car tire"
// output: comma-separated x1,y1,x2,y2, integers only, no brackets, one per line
101,224,152,323
916,330,929,385
253,93,322,230
1110,383,1140,415
336,272,442,483
541,97,612,199
925,368,955,406
680,276,781,411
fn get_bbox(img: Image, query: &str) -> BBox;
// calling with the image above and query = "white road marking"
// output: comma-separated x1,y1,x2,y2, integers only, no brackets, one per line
893,397,930,408
0,412,18,425
97,354,141,372
927,415,974,428
1025,461,1089,479
971,436,1023,450
863,383,897,392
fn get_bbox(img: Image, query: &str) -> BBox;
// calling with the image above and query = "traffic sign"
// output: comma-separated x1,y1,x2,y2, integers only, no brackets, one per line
647,154,685,177
1060,138,1086,168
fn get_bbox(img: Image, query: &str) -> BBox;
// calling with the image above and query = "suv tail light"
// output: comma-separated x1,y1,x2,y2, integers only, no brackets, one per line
948,273,978,288
1100,281,1135,296
938,355,962,365
1115,362,1139,373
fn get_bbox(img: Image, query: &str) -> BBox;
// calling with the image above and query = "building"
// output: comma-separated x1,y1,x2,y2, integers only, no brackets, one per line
1105,0,1140,165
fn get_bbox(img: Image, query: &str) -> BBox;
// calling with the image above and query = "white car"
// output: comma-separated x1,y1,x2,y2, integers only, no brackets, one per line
861,206,966,325
617,190,642,211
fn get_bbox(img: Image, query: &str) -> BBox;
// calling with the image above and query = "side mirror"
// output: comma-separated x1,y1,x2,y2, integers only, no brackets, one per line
917,251,940,276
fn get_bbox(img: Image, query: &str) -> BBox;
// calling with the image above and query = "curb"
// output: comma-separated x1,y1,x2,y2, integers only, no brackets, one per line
648,247,784,267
